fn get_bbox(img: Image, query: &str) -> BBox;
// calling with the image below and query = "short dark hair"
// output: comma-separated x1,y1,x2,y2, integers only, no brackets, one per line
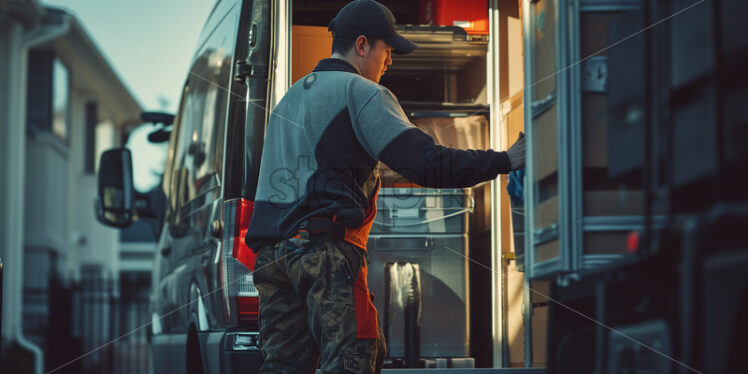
332,33,356,55
331,33,380,55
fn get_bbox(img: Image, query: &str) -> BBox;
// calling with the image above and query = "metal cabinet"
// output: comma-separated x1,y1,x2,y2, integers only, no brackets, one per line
367,188,473,361
522,0,650,281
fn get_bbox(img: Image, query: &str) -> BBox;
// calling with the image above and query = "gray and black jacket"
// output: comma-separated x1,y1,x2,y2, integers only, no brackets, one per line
245,58,511,251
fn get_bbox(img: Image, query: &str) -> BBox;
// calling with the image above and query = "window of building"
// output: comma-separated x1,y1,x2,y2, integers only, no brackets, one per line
52,59,70,140
84,102,97,173
94,120,115,173
26,51,70,142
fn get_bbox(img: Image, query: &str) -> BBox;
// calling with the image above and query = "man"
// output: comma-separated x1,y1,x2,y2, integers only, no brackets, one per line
246,1,525,372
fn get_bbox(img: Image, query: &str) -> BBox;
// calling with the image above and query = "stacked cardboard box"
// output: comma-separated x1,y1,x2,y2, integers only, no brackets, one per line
526,6,652,260
291,26,332,85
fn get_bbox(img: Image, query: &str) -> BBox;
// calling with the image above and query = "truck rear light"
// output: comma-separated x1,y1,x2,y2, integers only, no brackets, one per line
237,297,259,324
221,198,259,326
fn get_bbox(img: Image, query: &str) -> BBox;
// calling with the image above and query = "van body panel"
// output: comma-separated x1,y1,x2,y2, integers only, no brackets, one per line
151,0,269,372
158,3,240,334
233,0,272,200
199,331,225,373
151,334,188,373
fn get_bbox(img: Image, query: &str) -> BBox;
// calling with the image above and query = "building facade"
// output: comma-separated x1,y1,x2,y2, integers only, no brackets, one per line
1,2,141,372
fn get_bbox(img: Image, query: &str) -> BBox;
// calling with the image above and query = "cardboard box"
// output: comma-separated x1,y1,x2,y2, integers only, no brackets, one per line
583,231,630,255
412,115,489,149
498,84,525,258
534,195,559,229
531,5,627,174
498,166,512,253
506,263,550,367
498,0,523,99
532,0,557,102
507,260,526,366
583,190,645,216
529,0,560,183
291,26,332,85
502,91,524,145
534,190,647,230
535,239,560,263
582,93,609,168
533,105,558,183
531,280,549,367
580,12,629,168
581,13,620,57
533,190,649,256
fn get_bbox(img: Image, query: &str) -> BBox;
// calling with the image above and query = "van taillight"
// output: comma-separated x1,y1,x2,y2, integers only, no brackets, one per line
237,297,260,324
221,198,259,326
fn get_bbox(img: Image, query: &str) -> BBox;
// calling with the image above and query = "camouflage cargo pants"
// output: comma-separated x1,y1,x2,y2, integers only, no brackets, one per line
253,234,386,373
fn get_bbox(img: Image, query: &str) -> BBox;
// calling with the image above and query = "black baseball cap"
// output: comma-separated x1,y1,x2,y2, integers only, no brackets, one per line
328,0,418,55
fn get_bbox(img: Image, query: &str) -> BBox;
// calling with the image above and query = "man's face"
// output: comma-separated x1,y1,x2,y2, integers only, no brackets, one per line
360,39,393,83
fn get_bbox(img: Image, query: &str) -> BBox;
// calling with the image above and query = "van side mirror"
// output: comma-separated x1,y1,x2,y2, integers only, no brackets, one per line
95,148,135,228
142,111,175,143
141,111,175,125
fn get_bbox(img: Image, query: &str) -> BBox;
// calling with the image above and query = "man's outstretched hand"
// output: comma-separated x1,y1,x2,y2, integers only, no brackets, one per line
507,132,525,171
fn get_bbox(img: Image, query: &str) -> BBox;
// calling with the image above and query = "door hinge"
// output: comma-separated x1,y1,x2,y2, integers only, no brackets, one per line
234,60,268,84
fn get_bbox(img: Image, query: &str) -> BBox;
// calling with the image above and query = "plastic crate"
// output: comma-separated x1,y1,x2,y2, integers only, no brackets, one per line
419,0,489,35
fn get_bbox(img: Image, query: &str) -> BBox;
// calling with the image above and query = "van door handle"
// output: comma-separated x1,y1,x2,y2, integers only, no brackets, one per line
161,247,172,257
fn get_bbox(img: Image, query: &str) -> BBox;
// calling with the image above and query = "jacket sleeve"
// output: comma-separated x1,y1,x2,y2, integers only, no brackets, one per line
349,86,415,160
378,128,511,188
350,84,510,187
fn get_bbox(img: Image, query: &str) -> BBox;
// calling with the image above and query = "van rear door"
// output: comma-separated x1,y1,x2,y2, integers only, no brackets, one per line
152,0,271,372
210,0,273,332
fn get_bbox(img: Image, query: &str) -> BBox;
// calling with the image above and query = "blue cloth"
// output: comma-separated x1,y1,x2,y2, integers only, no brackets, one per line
507,168,525,205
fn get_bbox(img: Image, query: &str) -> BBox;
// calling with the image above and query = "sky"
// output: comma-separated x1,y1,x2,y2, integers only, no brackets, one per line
44,0,216,113
43,0,217,191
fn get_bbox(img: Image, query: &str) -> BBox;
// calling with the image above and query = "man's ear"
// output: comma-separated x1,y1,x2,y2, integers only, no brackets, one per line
355,35,368,57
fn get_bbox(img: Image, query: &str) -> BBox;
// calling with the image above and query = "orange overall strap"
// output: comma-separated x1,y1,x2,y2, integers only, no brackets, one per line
344,183,380,251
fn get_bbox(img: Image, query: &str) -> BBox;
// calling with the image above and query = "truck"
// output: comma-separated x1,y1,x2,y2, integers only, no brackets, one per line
95,0,747,373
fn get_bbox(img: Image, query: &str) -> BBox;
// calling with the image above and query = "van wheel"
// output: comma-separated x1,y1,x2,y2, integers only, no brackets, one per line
186,327,204,374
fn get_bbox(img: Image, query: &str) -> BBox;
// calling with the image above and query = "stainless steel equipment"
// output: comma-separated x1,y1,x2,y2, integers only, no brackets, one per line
368,233,470,359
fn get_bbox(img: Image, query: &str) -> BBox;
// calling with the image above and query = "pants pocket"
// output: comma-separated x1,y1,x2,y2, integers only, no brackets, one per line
300,249,326,277
337,243,363,285
253,249,279,301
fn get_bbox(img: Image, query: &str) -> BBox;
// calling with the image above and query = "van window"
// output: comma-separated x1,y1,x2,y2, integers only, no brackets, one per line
168,19,236,217
176,72,228,202
162,85,187,221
